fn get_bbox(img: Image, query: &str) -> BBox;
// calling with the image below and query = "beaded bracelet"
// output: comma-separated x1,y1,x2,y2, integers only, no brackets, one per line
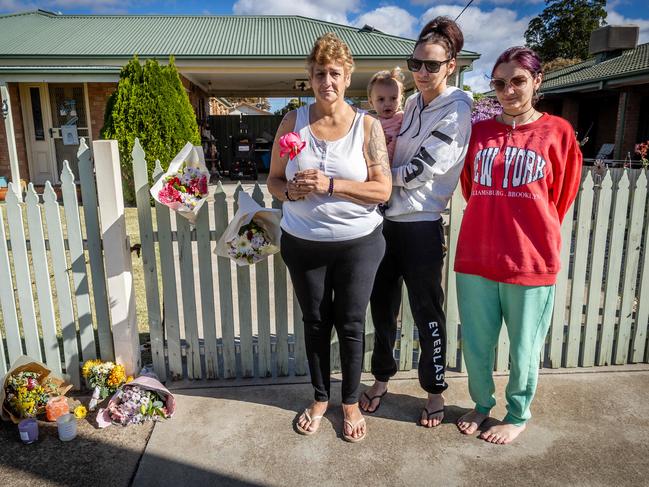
285,189,295,202
328,177,334,196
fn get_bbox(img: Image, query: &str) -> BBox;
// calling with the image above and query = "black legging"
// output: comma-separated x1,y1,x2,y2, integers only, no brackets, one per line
281,225,385,404
370,219,448,394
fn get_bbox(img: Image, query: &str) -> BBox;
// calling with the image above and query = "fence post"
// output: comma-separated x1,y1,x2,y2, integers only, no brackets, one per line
0,81,22,201
93,140,141,376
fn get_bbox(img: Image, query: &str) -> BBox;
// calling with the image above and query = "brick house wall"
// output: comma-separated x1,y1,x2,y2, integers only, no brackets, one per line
560,98,579,128
620,86,649,159
87,82,117,142
1,76,207,182
181,76,208,123
209,98,231,115
0,82,29,182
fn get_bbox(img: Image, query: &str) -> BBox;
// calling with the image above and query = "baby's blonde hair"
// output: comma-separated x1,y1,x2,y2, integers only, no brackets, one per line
367,67,405,103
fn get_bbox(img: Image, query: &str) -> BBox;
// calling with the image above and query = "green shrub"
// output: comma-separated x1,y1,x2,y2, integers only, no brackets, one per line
101,55,200,205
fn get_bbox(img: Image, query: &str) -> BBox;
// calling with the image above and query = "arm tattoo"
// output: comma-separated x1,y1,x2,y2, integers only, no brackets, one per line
368,119,391,180
275,114,294,143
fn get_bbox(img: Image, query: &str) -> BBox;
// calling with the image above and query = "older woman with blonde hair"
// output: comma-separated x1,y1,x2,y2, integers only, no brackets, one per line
267,33,392,442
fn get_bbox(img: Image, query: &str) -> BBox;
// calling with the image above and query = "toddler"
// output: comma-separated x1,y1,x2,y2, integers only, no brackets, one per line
367,67,405,164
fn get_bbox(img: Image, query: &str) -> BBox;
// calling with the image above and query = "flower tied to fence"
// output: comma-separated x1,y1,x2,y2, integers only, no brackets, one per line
279,132,306,160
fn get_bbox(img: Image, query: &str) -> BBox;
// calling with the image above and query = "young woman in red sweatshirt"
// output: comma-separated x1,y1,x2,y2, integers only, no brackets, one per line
454,47,582,444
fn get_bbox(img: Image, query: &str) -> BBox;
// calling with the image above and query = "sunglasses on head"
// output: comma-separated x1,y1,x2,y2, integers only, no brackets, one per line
406,57,452,74
489,75,530,92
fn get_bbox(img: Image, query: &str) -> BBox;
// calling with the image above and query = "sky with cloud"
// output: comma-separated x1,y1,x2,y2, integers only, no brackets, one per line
1,0,648,96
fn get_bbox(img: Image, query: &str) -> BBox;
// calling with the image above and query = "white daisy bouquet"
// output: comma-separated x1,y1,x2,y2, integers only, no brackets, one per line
150,142,209,225
227,220,278,265
215,191,281,266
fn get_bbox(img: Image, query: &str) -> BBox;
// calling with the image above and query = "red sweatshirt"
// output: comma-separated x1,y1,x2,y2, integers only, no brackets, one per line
454,113,583,286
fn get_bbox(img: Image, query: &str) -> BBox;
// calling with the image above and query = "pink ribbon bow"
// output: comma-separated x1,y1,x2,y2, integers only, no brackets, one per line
279,132,306,160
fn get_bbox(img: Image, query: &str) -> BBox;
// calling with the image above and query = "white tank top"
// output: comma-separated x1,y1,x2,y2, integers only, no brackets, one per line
281,104,383,241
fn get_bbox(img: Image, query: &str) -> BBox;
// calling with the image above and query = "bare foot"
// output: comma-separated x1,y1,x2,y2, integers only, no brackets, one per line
457,409,489,435
480,421,526,444
296,401,328,434
359,380,388,413
342,403,367,441
420,393,444,428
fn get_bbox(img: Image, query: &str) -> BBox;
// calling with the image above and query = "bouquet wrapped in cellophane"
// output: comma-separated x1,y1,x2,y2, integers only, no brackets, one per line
150,142,209,225
1,356,72,423
215,191,281,266
82,359,132,411
97,375,175,428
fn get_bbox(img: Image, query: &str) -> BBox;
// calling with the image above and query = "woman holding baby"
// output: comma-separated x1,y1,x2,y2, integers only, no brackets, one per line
360,16,473,429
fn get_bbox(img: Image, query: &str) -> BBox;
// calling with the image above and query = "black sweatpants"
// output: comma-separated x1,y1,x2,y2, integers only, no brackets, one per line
370,219,448,394
281,225,385,404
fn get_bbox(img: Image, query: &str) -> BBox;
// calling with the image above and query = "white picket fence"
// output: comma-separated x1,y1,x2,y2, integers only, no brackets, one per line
0,139,648,387
0,140,113,388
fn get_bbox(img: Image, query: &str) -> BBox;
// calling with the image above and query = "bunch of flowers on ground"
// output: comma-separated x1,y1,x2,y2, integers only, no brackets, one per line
4,371,57,419
105,385,170,426
157,162,209,210
635,141,649,168
97,375,175,428
82,359,131,410
226,220,278,265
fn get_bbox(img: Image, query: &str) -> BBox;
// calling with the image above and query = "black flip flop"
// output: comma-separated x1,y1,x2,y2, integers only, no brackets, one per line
421,407,445,426
361,390,387,414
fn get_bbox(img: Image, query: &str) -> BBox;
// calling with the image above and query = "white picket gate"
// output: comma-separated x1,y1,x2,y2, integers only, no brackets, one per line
0,139,648,387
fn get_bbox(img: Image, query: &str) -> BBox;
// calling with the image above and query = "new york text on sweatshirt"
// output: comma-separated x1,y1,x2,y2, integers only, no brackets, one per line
454,114,583,286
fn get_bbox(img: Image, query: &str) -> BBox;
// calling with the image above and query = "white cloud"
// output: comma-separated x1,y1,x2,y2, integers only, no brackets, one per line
232,0,360,25
421,5,531,93
0,0,39,12
607,9,649,45
353,6,419,39
411,0,540,5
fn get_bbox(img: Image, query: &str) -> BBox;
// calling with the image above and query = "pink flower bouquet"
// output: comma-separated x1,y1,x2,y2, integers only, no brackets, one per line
96,375,175,428
150,142,209,225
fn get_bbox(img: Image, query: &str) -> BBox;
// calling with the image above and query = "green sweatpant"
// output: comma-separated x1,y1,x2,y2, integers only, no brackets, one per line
456,273,555,425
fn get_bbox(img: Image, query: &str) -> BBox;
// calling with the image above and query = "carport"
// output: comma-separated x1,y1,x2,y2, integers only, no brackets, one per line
0,11,480,187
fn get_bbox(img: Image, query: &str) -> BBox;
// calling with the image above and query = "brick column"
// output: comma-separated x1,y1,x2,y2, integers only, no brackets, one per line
86,82,117,140
0,83,29,182
561,97,579,128
614,90,628,160
620,88,642,160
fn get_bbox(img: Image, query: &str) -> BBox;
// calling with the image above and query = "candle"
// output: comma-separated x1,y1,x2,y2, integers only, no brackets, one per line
56,413,77,441
46,396,69,422
18,419,39,444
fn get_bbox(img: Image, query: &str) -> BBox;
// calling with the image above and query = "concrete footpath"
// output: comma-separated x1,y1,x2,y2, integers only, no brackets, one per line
133,366,649,487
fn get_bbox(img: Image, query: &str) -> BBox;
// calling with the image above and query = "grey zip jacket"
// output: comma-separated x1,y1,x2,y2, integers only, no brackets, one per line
385,86,473,221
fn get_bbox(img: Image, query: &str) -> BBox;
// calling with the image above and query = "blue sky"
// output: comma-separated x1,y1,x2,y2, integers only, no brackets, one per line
2,0,648,100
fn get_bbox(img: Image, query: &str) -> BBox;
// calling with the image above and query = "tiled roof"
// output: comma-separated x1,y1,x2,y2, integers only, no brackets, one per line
0,10,479,60
541,42,649,92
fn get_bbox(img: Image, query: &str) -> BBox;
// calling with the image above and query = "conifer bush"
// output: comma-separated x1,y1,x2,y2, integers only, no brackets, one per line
101,55,200,204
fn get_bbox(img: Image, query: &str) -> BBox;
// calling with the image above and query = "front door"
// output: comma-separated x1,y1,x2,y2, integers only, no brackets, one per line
48,83,91,181
19,83,57,185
